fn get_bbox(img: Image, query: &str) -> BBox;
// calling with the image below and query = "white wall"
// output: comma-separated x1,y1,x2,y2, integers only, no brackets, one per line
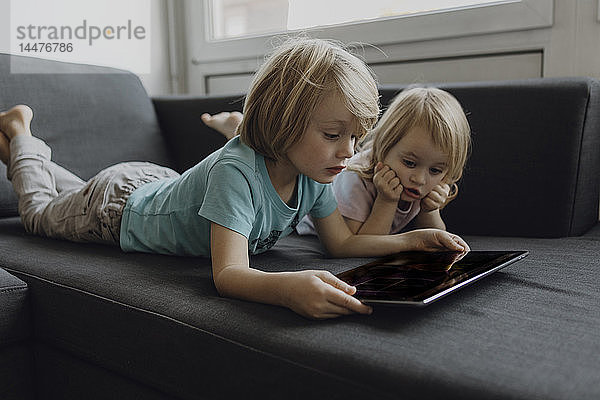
0,0,172,96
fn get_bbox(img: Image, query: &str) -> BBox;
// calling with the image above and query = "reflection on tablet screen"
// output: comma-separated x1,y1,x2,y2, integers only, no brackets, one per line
336,251,528,305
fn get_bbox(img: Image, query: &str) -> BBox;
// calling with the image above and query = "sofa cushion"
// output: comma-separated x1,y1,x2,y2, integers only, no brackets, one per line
153,94,240,172
1,216,599,400
0,266,34,400
0,53,174,217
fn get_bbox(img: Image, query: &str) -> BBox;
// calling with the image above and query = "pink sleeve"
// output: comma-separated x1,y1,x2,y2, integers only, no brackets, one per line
332,170,375,222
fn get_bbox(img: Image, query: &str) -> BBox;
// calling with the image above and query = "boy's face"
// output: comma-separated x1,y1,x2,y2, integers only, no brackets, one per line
286,91,357,184
382,126,449,202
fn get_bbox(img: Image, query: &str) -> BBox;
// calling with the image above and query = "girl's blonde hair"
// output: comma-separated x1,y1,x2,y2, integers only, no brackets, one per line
352,87,471,185
238,37,380,161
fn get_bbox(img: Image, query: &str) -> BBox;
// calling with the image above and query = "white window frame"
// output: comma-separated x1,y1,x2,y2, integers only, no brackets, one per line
185,0,553,64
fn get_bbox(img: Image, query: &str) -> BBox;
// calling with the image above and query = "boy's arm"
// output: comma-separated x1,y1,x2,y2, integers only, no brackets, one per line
210,222,372,319
314,208,469,258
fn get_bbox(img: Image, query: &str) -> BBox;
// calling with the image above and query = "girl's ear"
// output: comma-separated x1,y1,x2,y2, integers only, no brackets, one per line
448,183,459,199
440,183,459,210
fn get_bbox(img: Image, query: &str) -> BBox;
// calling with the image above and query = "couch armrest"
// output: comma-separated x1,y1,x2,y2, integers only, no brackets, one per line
0,268,30,346
152,94,245,172
0,267,35,400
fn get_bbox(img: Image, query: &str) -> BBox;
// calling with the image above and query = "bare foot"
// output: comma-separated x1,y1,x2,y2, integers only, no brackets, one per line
201,111,242,140
0,132,9,164
0,105,34,139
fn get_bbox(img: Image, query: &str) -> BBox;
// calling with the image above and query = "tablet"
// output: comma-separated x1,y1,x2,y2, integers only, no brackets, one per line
336,250,528,306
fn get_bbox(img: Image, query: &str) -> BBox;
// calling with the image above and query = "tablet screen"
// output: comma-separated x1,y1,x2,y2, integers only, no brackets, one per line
336,251,528,305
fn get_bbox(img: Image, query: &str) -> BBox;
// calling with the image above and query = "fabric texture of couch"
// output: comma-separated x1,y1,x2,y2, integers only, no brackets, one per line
1,53,599,400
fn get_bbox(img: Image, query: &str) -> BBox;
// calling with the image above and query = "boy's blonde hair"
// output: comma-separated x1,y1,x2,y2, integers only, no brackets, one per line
238,37,380,161
352,87,471,184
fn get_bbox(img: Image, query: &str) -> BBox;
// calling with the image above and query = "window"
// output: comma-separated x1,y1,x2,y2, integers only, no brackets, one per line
209,0,503,41
187,0,553,64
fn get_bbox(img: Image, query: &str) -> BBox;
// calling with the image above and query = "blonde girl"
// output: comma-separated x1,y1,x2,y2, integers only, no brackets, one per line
330,87,472,235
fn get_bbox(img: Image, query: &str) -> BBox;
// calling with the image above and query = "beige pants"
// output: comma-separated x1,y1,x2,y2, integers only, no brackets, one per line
7,135,179,245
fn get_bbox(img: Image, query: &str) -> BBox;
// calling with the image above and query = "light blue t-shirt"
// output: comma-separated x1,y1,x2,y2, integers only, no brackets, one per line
119,137,337,256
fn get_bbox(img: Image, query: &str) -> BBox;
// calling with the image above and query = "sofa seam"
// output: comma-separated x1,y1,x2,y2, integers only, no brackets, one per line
568,82,588,235
569,79,598,236
0,285,28,294
5,267,391,399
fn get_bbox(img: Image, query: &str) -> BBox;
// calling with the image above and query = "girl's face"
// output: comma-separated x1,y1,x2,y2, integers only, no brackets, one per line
286,91,357,184
382,126,450,202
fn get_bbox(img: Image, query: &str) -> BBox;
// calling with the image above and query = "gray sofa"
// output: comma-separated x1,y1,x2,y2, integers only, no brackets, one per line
1,53,599,400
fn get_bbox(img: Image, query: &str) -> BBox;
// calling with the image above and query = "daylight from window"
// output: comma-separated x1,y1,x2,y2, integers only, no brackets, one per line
209,0,505,40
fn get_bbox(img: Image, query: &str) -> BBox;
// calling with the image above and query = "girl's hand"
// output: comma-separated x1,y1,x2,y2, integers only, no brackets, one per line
420,183,451,213
404,228,470,252
280,270,373,319
373,162,403,203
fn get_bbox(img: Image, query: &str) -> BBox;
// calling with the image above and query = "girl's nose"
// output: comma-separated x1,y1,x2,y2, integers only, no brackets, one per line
337,136,355,159
410,169,426,185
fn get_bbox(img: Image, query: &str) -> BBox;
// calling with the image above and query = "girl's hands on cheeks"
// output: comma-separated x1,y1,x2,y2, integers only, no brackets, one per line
281,270,373,319
373,162,403,203
421,183,451,213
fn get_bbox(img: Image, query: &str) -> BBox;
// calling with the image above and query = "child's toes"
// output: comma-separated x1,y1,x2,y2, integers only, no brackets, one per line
0,104,34,138
202,112,239,140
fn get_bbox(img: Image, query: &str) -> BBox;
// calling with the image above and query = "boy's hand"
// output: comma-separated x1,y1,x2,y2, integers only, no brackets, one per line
373,162,403,203
405,228,470,252
281,270,373,320
420,183,451,213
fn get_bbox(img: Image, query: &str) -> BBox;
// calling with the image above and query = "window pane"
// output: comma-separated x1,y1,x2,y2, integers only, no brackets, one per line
209,0,505,40
209,0,289,40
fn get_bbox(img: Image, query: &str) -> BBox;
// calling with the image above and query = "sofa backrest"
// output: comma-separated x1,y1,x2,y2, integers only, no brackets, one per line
0,53,172,217
2,56,598,237
379,78,600,237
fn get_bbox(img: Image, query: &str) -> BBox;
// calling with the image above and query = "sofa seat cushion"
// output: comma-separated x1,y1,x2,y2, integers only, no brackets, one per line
0,216,599,400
